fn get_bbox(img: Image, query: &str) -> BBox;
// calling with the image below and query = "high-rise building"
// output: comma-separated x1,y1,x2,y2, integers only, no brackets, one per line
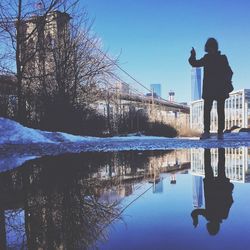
191,68,202,101
150,83,161,98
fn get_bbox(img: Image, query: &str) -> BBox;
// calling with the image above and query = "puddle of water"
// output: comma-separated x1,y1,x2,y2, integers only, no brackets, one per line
0,148,250,249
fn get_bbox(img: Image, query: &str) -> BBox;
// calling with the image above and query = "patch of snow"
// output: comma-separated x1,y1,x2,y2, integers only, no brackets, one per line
109,135,170,141
0,117,98,144
59,132,100,142
1,117,250,174
3,117,250,146
0,118,54,144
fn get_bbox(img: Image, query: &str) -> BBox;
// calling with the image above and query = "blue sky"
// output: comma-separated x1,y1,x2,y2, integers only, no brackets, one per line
83,0,250,102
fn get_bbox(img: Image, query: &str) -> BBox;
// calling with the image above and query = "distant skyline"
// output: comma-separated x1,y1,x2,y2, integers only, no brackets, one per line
83,0,250,103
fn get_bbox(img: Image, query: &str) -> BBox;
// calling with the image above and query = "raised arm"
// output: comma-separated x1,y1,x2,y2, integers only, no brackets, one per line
191,209,206,227
188,47,205,67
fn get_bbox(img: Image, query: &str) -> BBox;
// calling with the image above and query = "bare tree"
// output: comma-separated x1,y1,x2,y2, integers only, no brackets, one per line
0,0,117,135
0,0,116,136
23,3,116,132
0,0,77,123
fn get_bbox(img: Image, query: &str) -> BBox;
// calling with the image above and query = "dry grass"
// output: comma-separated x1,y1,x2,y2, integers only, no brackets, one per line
178,127,200,137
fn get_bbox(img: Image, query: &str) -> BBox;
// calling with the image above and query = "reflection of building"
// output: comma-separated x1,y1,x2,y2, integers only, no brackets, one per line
191,89,250,132
190,147,250,183
150,83,161,98
192,175,203,208
95,150,191,182
154,179,164,193
148,150,190,173
94,150,191,198
191,68,202,101
99,185,133,203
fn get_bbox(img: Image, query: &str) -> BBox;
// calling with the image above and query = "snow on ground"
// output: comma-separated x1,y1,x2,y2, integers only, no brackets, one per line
2,117,250,146
1,117,250,172
0,117,101,144
0,117,53,144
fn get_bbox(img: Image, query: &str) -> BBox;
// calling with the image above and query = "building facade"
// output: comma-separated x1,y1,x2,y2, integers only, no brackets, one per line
191,68,202,101
190,147,250,183
190,89,250,132
23,11,70,78
150,83,162,98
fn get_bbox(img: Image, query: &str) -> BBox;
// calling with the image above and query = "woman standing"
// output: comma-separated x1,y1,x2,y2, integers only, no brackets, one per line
189,38,233,139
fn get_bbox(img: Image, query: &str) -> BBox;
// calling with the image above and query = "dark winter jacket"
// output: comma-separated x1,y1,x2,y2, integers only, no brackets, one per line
189,52,233,100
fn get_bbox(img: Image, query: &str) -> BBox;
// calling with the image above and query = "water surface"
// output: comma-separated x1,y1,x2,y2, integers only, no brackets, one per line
1,148,250,250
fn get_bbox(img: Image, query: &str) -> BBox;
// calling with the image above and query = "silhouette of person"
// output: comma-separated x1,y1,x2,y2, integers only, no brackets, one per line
189,38,233,140
191,148,234,235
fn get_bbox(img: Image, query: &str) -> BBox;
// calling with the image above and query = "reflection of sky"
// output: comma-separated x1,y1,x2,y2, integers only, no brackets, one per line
5,209,26,248
3,148,250,249
98,173,250,250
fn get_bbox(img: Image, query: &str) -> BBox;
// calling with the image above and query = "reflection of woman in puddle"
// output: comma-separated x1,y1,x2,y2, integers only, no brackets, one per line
191,148,234,235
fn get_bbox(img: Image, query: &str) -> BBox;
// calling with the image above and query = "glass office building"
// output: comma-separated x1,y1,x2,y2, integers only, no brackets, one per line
191,68,202,101
190,89,250,132
192,175,203,208
150,83,162,98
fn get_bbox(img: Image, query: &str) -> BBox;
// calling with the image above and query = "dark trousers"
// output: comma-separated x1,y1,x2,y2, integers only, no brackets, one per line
204,148,226,180
204,99,225,133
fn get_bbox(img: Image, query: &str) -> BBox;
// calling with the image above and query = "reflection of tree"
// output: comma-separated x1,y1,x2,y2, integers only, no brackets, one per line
0,209,7,248
0,153,121,249
0,150,177,249
24,177,120,249
3,209,26,249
